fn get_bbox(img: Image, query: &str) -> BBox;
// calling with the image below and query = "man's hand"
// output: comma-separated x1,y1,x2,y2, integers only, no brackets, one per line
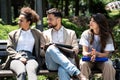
44,43,53,51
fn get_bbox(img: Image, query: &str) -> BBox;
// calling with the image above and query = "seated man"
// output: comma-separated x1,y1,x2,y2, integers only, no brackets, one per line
43,8,81,80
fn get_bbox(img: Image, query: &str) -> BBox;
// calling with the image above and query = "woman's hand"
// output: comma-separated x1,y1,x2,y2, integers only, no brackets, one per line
19,57,27,64
91,55,96,62
90,48,96,62
15,54,22,59
91,48,96,55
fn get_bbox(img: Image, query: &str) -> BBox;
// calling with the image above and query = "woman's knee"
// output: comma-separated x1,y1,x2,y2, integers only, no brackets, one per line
26,60,38,72
80,61,89,68
10,60,26,74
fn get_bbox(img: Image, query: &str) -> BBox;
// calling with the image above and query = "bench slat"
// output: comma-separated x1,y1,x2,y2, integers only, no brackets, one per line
37,70,57,75
0,70,15,77
0,51,8,56
0,70,57,77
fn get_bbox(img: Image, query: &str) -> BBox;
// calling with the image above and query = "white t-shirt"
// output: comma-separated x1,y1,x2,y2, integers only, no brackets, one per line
79,30,114,52
16,29,35,52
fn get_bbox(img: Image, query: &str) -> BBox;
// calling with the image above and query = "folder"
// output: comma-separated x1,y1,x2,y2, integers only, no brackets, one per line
82,56,108,62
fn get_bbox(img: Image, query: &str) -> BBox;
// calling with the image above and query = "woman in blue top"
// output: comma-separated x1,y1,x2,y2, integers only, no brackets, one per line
79,13,115,80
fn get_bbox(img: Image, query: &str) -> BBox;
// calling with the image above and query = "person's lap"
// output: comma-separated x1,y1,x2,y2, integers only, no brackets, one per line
10,59,38,74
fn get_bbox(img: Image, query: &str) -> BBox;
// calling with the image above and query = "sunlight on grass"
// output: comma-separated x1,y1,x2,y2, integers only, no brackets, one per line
38,75,48,80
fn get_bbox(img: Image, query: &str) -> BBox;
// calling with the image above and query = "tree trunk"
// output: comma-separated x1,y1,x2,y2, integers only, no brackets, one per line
42,0,48,17
75,0,79,16
0,0,12,24
64,0,69,16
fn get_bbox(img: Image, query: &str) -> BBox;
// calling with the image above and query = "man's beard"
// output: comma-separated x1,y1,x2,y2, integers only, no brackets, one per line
48,24,57,28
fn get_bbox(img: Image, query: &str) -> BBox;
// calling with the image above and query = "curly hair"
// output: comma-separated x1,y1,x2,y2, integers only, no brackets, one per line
20,7,39,25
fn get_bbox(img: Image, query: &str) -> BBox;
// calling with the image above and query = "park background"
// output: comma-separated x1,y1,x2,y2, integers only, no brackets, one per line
0,0,120,80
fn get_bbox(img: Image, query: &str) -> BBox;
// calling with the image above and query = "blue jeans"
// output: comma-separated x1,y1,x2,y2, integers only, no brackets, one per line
45,45,80,80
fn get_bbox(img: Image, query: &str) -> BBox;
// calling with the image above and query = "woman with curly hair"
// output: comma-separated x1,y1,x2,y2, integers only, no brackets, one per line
4,7,45,80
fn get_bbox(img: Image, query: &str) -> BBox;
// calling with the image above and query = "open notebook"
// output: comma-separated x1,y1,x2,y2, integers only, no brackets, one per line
82,56,108,62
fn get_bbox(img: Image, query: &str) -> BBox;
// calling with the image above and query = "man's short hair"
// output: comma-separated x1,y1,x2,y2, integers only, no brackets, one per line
46,8,62,18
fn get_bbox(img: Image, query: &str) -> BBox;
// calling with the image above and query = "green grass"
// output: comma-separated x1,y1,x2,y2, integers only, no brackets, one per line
37,75,48,80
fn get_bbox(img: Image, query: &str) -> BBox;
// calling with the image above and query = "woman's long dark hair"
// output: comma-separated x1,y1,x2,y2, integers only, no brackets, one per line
90,13,114,52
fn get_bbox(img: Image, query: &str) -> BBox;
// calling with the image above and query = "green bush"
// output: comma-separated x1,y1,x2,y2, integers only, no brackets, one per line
113,25,120,42
62,19,82,38
0,24,18,40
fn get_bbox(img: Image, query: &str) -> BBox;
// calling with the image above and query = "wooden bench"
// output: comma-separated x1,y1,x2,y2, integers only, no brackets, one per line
0,40,8,65
0,40,79,80
0,40,119,79
0,40,101,78
0,69,57,77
